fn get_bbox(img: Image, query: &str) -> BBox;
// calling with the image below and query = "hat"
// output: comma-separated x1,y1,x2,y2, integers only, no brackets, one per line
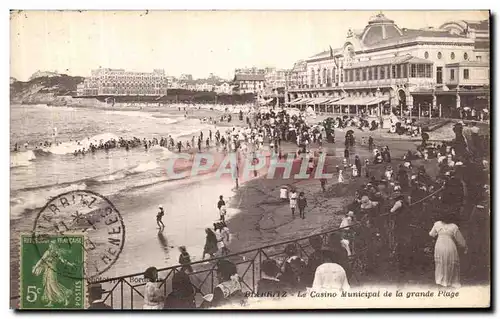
158,205,163,209
347,211,354,217
454,120,465,126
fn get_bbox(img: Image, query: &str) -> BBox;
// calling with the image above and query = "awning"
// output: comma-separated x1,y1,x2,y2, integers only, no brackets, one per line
307,97,331,105
331,97,355,105
295,98,311,105
290,98,305,105
366,96,390,105
324,97,343,105
287,97,302,105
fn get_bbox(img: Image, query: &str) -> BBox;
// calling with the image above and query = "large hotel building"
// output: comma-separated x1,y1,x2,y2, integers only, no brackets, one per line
77,68,168,96
285,13,489,119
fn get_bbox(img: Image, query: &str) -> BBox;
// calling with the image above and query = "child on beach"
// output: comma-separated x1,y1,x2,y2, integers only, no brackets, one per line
289,189,298,218
156,205,165,231
338,170,345,183
364,159,370,178
219,205,227,223
297,192,307,219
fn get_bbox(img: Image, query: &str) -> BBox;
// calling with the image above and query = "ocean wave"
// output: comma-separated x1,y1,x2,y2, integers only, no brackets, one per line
149,145,176,159
10,150,36,167
10,182,87,219
104,110,177,124
128,161,159,174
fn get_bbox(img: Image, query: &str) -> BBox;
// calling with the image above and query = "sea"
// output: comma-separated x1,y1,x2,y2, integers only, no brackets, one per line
10,104,237,279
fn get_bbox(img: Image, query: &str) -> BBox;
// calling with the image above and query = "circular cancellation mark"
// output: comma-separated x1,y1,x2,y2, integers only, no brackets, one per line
32,190,126,280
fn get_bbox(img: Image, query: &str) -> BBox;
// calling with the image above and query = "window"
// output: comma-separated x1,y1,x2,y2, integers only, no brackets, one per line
396,65,401,78
436,67,443,84
417,64,426,78
392,65,397,78
451,52,455,60
464,52,468,60
402,64,408,78
437,52,442,59
374,67,378,80
323,69,327,84
310,69,315,85
450,69,455,81
464,69,470,80
368,67,372,81
361,68,365,81
476,56,482,62
380,66,385,79
424,51,429,59
410,64,416,77
424,65,432,78
355,69,360,81
340,69,344,83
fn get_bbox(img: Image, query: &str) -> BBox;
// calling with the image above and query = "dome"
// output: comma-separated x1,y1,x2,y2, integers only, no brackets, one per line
361,12,403,46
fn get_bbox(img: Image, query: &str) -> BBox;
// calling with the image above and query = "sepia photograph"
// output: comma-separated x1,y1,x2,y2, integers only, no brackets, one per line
9,9,490,310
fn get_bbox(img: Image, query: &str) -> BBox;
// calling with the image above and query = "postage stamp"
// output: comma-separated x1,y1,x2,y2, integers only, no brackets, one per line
20,234,86,310
32,190,125,280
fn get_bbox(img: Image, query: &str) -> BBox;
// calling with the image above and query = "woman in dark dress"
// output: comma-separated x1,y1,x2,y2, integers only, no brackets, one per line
257,259,286,295
203,228,218,259
163,271,196,309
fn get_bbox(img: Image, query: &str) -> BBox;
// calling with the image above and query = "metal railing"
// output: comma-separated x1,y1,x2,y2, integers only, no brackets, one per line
85,187,442,309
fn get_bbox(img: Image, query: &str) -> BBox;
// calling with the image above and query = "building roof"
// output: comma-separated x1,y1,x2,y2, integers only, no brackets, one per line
344,54,433,69
363,27,468,49
234,74,265,81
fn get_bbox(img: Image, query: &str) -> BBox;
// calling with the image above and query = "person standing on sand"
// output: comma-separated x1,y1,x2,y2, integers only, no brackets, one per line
289,189,298,218
203,228,218,260
219,205,227,223
156,206,165,231
368,136,374,151
338,170,345,183
178,246,193,273
297,192,307,219
320,178,327,192
217,195,226,211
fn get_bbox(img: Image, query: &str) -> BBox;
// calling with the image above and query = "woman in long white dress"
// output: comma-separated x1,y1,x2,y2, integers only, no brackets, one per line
143,267,164,309
310,263,350,292
429,214,467,288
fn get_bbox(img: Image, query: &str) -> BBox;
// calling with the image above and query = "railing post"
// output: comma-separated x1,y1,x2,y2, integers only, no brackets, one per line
258,249,262,278
252,261,255,292
120,279,124,310
130,285,133,310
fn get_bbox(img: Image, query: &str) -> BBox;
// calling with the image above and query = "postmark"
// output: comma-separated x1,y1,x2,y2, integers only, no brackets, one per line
20,234,86,309
32,190,125,280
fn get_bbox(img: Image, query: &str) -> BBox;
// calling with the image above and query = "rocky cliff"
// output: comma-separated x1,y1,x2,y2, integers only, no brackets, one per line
10,74,85,105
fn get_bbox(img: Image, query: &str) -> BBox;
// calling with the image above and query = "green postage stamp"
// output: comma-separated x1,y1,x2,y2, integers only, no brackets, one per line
19,234,86,309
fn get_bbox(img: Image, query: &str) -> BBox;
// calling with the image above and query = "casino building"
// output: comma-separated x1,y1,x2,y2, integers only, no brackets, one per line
77,68,168,97
285,13,490,120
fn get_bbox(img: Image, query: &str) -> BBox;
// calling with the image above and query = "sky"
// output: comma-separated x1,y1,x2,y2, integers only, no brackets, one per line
10,10,488,81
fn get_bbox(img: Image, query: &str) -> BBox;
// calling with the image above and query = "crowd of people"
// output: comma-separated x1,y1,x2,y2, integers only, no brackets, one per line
85,105,488,309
